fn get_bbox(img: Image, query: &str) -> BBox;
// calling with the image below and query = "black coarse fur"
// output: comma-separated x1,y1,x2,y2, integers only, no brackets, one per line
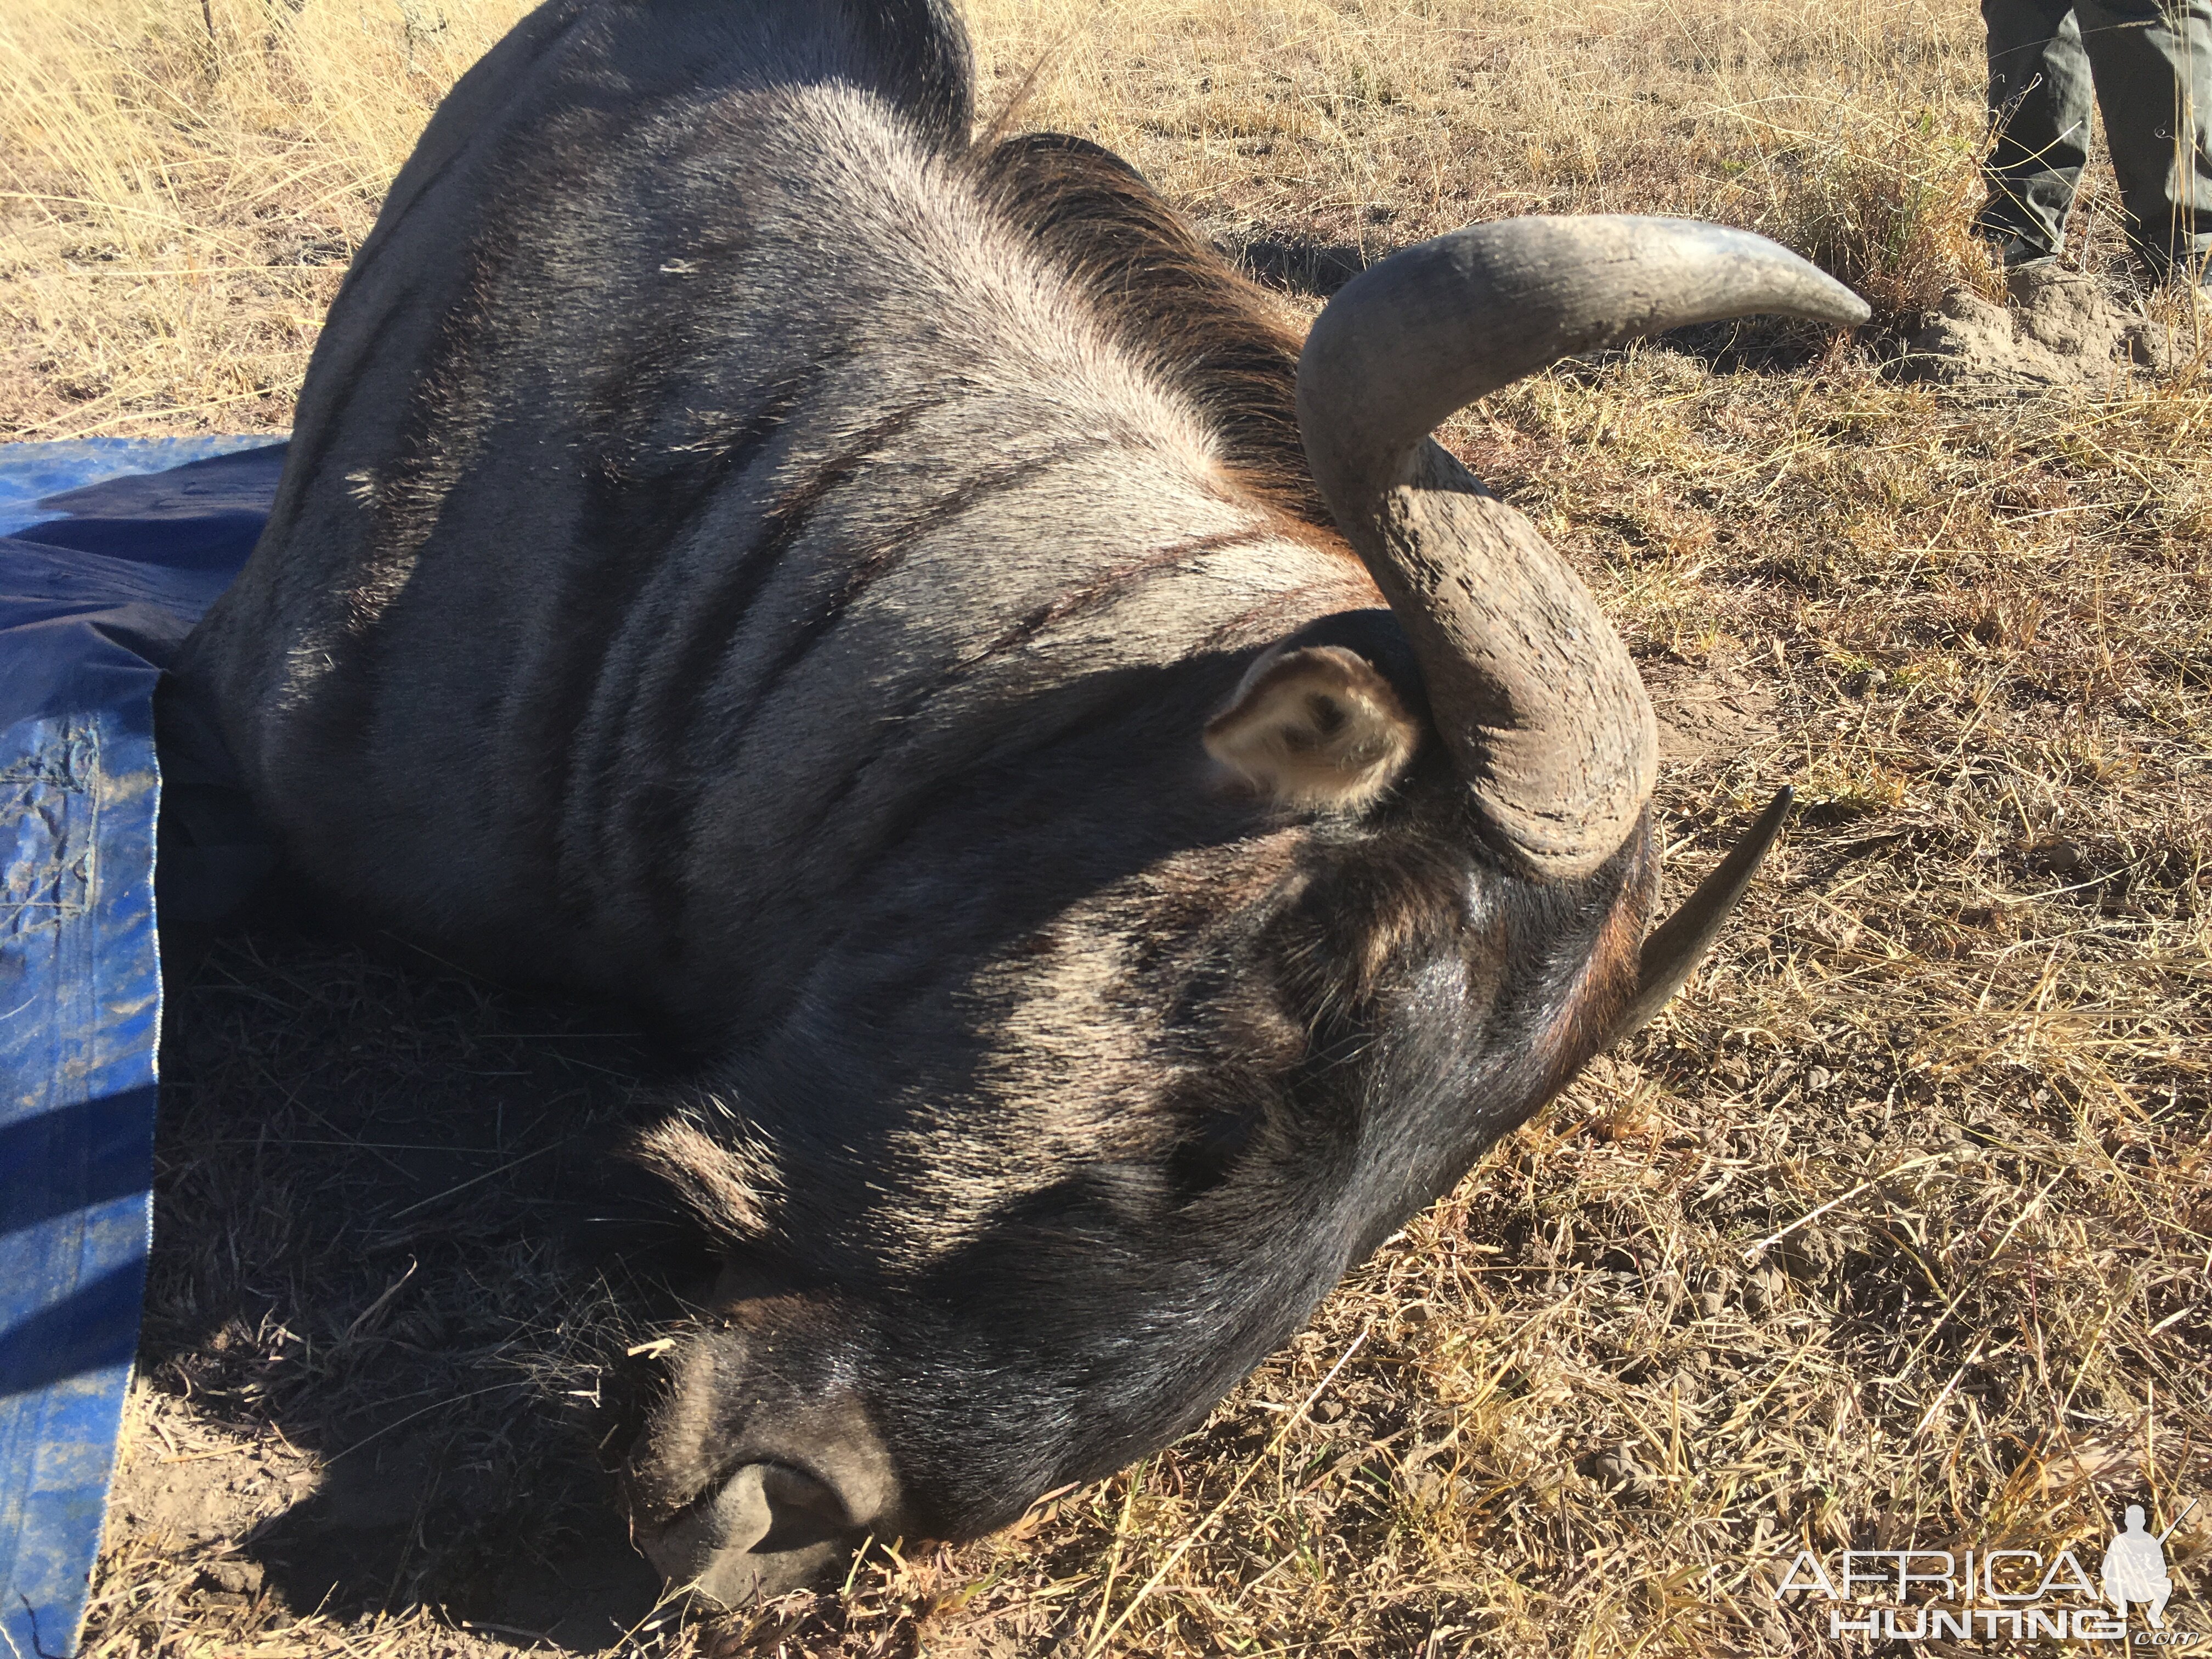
850,0,973,146
170,0,1662,1591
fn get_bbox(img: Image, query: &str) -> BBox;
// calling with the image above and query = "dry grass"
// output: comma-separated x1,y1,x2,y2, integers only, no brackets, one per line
0,0,526,438
8,0,2209,1655
2,0,2021,437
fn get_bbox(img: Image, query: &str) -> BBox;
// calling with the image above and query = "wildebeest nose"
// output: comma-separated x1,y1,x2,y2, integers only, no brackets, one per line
638,1462,857,1606
623,1321,904,1605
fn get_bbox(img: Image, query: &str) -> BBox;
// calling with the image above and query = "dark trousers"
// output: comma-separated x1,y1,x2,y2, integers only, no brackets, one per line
1981,0,2212,269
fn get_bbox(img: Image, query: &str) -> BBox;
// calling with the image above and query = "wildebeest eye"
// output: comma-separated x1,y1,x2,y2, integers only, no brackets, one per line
1169,1107,1256,1196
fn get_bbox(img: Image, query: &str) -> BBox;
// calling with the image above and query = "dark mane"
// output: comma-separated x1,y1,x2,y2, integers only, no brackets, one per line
851,0,975,151
964,131,1340,535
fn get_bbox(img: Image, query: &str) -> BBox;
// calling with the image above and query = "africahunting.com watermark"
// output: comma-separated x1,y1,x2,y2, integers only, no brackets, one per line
1775,1503,2199,1645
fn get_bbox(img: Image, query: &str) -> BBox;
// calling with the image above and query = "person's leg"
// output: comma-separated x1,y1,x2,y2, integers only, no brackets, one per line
2074,0,2212,276
1983,0,2099,255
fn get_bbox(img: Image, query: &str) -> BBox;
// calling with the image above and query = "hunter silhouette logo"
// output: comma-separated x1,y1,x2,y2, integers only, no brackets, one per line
2105,1505,2176,1628
1775,1499,2200,1645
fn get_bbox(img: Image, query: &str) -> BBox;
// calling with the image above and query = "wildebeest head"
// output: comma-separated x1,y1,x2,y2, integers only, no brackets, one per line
149,0,1872,1602
615,194,1864,1598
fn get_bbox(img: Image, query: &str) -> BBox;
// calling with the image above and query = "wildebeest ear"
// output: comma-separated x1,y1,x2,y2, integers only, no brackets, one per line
1204,644,1419,809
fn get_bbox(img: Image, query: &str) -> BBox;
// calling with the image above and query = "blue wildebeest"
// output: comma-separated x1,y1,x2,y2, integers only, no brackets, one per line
172,0,1866,1602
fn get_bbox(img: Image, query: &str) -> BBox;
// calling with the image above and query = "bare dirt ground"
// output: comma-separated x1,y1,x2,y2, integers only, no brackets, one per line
5,0,2209,1654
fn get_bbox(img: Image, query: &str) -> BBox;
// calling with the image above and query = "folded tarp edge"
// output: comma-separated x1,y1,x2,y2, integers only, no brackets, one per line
0,437,284,1659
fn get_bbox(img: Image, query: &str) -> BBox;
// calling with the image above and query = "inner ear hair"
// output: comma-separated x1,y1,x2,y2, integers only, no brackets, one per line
1204,644,1421,810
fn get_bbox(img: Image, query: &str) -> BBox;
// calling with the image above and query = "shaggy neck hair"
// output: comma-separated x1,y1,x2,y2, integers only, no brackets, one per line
964,131,1340,536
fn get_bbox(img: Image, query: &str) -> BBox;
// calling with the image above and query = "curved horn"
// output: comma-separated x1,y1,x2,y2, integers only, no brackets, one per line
1609,786,1795,1045
1296,217,1867,878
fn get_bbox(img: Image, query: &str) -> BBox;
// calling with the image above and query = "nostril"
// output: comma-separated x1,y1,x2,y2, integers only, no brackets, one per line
614,1309,902,1602
637,1471,764,1576
635,1463,860,1607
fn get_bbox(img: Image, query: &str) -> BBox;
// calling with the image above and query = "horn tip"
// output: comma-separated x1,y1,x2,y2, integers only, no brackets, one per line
1807,289,1874,329
1603,781,1796,1048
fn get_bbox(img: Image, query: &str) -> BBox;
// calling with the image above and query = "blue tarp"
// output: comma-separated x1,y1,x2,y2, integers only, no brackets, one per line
1,437,284,1658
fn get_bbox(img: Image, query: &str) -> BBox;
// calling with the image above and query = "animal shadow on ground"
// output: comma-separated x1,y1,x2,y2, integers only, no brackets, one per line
142,888,716,1650
1229,233,1370,298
